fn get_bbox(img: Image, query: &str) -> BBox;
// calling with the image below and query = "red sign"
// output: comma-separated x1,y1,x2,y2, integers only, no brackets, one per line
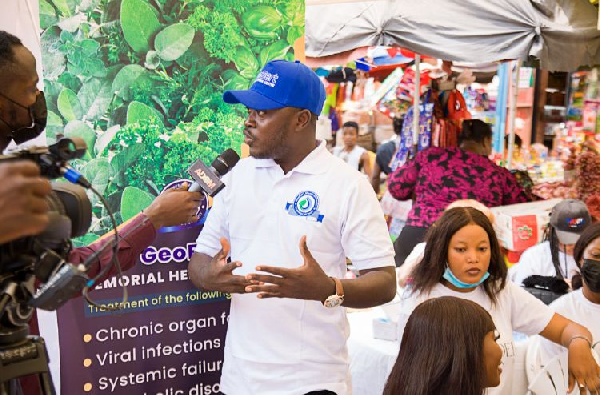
511,215,538,251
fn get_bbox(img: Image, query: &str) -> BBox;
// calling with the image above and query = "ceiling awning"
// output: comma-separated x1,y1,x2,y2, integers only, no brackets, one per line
306,0,600,71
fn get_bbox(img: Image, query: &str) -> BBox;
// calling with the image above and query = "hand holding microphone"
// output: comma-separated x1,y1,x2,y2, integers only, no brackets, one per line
144,182,204,229
145,148,240,229
30,149,241,311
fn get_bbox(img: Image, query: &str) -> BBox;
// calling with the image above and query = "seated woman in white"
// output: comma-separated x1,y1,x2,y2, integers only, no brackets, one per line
397,199,493,287
396,207,600,395
510,199,591,286
529,223,600,382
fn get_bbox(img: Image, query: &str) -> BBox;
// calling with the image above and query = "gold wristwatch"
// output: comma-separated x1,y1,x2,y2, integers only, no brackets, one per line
323,277,344,308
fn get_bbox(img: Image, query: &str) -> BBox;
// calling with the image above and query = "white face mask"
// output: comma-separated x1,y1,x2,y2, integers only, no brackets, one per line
443,265,490,288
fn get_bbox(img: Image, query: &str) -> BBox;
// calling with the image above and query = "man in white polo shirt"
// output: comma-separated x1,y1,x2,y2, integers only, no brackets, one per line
188,60,396,395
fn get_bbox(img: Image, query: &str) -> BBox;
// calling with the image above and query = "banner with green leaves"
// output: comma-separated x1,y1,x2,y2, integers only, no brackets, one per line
40,0,304,245
39,1,304,393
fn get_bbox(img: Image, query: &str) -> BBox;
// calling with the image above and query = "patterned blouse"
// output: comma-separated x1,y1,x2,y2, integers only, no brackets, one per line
387,147,529,227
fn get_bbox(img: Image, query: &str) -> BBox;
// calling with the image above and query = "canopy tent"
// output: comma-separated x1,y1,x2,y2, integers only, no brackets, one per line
306,0,600,72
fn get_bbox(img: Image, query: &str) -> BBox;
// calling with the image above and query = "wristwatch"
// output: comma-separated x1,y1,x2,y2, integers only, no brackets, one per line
323,277,344,308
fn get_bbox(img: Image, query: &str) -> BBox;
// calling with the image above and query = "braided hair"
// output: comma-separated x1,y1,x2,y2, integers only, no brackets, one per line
544,224,565,279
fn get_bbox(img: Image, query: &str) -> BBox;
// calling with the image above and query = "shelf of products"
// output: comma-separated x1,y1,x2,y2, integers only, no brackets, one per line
534,71,569,150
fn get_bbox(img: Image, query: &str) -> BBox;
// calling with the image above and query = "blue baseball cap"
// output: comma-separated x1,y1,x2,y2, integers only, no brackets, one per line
223,60,326,115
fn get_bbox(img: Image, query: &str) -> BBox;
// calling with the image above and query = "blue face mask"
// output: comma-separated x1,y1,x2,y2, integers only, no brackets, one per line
443,266,490,289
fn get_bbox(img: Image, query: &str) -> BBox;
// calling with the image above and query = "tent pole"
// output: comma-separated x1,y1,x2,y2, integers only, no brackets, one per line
507,59,521,170
413,54,421,156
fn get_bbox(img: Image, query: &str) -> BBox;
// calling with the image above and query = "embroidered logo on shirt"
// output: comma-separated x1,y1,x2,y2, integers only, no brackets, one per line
286,191,324,223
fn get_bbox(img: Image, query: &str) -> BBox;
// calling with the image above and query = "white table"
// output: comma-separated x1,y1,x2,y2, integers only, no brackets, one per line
347,308,399,395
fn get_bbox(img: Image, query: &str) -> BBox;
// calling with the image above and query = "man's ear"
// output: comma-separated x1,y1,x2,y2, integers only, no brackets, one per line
295,109,312,131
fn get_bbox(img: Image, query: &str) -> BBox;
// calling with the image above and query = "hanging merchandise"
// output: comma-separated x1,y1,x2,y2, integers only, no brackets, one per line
390,99,434,171
376,68,410,119
567,71,588,121
328,107,341,133
446,89,472,123
321,82,338,116
396,68,431,102
432,87,472,149
325,67,357,84
378,86,410,119
370,67,404,108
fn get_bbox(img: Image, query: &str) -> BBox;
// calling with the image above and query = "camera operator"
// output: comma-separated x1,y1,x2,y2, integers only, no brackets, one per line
1,30,203,394
0,29,202,271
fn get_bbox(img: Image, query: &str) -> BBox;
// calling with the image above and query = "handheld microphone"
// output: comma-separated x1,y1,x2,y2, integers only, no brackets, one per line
188,148,240,196
31,149,241,311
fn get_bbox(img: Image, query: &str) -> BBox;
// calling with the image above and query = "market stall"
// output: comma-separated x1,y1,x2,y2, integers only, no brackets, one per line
305,3,600,394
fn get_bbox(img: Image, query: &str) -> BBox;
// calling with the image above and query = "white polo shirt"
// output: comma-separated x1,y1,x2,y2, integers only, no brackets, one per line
195,141,395,395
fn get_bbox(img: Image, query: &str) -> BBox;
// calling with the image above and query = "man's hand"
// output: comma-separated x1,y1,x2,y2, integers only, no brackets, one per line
0,161,51,244
244,235,335,301
188,238,251,294
144,182,204,229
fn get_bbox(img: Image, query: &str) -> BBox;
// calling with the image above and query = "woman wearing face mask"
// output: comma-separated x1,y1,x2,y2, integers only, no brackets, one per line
384,296,503,395
532,223,600,378
397,207,600,395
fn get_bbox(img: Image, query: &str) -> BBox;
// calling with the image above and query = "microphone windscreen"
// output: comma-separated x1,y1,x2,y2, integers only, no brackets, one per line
212,148,240,176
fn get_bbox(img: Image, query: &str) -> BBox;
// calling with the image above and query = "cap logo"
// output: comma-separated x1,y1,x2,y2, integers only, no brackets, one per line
566,218,585,228
256,70,279,88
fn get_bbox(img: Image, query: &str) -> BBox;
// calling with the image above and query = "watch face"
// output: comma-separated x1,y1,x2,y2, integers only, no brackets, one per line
324,295,343,308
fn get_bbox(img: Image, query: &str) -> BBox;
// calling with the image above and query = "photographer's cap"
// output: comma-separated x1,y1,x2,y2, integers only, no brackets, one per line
223,60,326,115
550,199,591,245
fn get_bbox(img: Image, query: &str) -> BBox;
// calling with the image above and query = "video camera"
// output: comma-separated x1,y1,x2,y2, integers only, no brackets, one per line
0,137,92,333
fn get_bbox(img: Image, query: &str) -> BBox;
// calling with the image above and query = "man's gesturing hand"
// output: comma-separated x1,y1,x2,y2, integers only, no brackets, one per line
0,161,52,244
244,235,335,302
189,238,251,294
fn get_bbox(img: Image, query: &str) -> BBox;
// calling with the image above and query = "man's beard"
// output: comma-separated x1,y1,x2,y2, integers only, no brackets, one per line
251,130,288,160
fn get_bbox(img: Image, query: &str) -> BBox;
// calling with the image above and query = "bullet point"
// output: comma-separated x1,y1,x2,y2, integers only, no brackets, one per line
84,383,92,392
83,334,92,343
83,359,92,367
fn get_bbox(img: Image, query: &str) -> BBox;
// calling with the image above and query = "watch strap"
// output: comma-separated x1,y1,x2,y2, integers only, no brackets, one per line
332,277,344,297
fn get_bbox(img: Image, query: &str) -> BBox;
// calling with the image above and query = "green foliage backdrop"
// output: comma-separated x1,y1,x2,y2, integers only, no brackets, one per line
40,0,305,245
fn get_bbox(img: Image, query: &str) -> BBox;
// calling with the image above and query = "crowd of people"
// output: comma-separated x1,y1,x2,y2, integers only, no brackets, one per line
1,27,599,395
325,68,599,394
